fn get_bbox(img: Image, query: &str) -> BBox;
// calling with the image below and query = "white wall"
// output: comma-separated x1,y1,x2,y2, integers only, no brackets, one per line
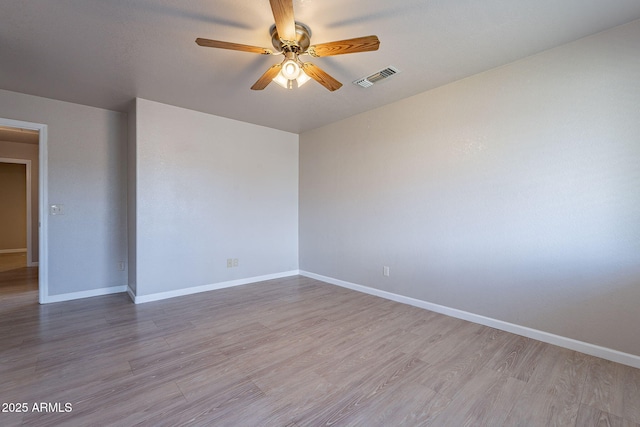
0,89,128,296
300,21,640,357
133,99,298,297
127,100,137,294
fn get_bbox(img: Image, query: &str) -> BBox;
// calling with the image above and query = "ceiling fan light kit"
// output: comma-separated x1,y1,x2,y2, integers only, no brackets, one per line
273,61,311,89
195,0,380,91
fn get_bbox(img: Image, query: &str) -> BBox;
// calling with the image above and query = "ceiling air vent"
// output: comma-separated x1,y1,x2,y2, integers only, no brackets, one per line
353,66,400,88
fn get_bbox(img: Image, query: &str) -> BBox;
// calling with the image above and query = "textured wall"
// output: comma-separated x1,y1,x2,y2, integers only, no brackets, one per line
300,22,640,356
133,99,299,296
127,100,137,294
0,89,128,296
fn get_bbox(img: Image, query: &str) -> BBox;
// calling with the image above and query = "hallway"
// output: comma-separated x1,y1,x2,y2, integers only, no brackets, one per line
0,253,38,302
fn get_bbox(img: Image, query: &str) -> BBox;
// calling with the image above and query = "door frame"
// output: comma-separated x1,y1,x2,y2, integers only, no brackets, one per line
0,118,48,304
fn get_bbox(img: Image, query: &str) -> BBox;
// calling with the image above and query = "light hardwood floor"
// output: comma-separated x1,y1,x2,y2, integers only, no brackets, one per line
1,273,639,426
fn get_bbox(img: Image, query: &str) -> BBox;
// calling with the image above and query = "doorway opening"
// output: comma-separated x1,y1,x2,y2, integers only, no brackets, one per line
0,119,47,303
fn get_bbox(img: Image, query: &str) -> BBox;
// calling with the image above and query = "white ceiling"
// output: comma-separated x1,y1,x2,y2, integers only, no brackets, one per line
2,0,640,134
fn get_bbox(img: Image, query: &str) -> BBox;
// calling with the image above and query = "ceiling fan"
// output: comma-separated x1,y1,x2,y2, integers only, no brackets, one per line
196,0,380,91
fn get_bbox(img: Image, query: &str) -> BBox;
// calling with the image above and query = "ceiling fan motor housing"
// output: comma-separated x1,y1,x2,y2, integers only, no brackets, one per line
270,22,312,53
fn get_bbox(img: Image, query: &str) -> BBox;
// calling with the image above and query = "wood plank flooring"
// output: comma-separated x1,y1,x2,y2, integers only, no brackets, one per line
1,274,639,426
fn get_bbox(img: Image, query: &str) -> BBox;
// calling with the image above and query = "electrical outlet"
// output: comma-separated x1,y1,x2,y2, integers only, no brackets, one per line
227,259,233,268
118,262,125,271
49,204,65,215
233,258,239,267
383,266,390,277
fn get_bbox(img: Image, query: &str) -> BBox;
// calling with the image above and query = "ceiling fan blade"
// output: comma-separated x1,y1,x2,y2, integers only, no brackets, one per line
269,0,296,43
196,38,272,55
301,63,343,91
251,64,282,90
307,35,380,57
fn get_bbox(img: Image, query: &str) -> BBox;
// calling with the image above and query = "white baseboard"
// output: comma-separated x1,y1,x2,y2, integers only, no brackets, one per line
0,248,27,254
43,285,128,304
129,270,300,304
299,270,640,370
